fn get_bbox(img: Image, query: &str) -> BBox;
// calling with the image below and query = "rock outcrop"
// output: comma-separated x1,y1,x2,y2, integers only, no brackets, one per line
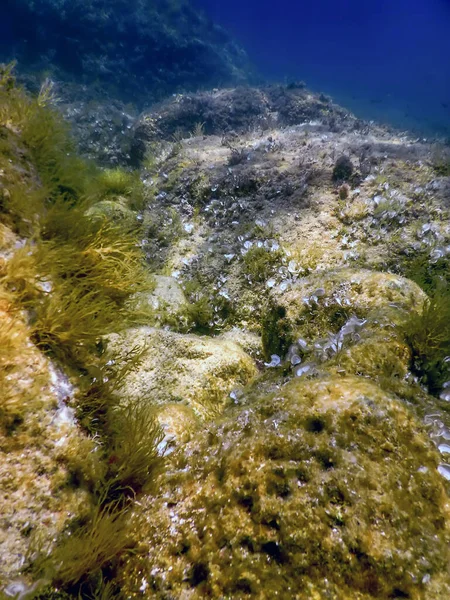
2,65,450,598
120,376,450,599
0,0,251,106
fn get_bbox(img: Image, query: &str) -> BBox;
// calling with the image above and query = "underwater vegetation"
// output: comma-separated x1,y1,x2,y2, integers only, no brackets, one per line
0,64,153,364
0,65,165,596
332,155,354,182
402,284,450,395
2,44,450,598
396,248,450,396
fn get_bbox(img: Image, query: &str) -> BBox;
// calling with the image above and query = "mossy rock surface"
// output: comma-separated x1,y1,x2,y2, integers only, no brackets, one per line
154,403,199,447
262,268,426,359
107,327,258,418
120,376,450,599
85,198,138,228
0,304,89,586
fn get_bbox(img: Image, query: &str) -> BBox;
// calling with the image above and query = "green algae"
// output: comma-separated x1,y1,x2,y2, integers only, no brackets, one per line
261,302,293,360
0,66,164,595
0,67,154,364
242,245,283,284
34,499,133,587
402,285,450,394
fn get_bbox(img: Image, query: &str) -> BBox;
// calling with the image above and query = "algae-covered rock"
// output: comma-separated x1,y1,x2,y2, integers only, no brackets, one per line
155,403,199,447
120,376,450,599
0,307,89,587
262,268,426,360
219,327,263,359
107,327,258,418
85,198,138,229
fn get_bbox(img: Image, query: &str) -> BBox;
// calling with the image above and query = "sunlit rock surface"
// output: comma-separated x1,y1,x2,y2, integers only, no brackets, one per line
120,376,450,599
107,327,258,418
0,303,89,585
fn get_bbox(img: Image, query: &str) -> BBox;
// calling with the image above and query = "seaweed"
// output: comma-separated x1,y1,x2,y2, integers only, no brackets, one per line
88,168,145,211
34,499,132,587
242,245,283,284
402,285,450,394
0,66,165,594
107,399,165,495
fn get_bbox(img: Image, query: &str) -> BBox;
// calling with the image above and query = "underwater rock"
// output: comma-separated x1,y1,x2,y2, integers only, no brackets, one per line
107,327,258,418
0,305,90,586
120,376,450,599
133,275,187,314
1,0,251,106
219,327,263,358
262,268,426,361
154,403,199,451
427,176,450,208
130,85,357,163
85,197,138,228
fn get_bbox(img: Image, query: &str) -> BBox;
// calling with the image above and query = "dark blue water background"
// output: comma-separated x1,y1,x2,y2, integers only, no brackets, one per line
195,0,450,136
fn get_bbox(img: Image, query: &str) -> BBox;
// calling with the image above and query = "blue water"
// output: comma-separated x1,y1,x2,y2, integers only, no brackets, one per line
195,0,450,137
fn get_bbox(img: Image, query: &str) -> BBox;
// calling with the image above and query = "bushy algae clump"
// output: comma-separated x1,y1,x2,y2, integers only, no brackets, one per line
0,64,163,596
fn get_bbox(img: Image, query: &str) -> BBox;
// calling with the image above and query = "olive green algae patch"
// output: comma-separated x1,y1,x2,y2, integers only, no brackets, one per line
107,327,258,418
119,376,450,599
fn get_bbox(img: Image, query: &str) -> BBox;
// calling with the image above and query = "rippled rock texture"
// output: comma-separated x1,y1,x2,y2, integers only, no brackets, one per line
107,327,258,418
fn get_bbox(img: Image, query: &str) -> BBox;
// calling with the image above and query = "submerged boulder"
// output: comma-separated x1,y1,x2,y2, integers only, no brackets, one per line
135,275,187,314
0,305,89,586
262,268,425,361
120,375,450,599
107,327,258,418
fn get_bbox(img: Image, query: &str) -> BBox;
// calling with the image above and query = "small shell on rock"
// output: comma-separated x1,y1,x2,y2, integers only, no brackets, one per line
312,287,326,297
4,580,40,599
290,354,302,366
265,354,281,368
295,364,312,377
440,390,450,402
437,464,450,481
438,444,450,455
288,260,297,274
297,338,308,350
